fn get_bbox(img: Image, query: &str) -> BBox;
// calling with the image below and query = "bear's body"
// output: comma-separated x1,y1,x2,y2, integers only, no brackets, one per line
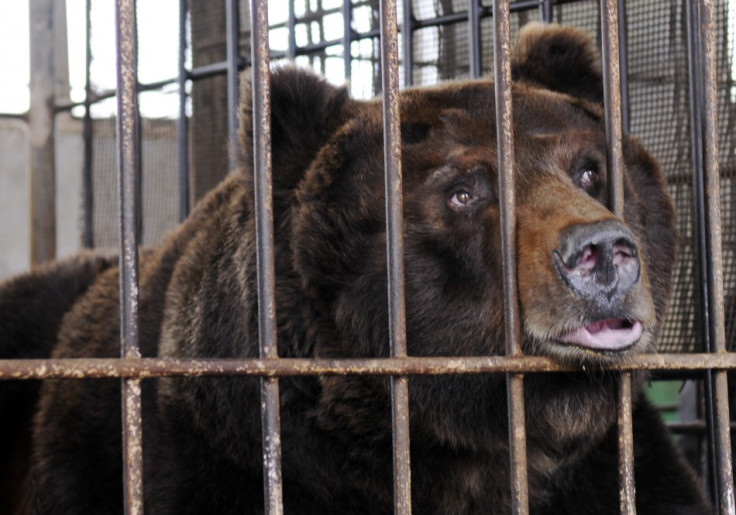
0,24,712,514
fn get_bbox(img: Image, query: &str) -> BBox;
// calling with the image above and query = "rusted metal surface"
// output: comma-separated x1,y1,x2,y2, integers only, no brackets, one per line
617,374,636,515
4,353,736,380
600,2,636,513
600,0,625,217
379,0,412,511
16,2,736,513
492,0,529,513
685,0,718,501
114,0,144,513
122,378,144,515
250,0,284,512
29,0,56,265
698,1,735,512
684,0,734,511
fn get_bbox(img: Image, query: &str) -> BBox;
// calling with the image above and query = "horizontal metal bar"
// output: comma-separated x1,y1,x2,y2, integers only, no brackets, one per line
4,353,736,380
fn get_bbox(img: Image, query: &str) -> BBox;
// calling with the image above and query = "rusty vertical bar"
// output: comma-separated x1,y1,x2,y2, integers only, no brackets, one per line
177,0,190,222
685,1,719,503
379,0,411,513
250,0,284,513
600,1,635,513
82,0,94,247
492,1,528,513
29,0,56,265
600,0,625,216
114,0,144,514
616,372,636,514
226,0,240,172
698,0,735,512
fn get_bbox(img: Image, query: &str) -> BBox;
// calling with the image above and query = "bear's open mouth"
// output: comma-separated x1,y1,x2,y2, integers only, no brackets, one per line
558,318,643,352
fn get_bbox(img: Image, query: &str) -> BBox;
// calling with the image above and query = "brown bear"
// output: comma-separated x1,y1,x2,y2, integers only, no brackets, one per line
0,23,712,514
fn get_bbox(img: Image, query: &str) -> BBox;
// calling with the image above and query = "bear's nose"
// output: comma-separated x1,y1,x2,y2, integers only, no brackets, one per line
553,219,640,305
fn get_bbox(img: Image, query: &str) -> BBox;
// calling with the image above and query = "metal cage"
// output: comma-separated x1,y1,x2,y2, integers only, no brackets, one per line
2,0,736,513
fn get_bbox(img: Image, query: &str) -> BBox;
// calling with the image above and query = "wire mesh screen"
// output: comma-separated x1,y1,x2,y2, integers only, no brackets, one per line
86,2,183,249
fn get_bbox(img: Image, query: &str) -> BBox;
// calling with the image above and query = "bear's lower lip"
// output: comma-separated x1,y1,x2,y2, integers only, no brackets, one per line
558,319,643,351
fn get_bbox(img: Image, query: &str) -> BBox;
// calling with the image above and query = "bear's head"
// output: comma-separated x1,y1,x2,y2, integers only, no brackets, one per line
240,23,676,450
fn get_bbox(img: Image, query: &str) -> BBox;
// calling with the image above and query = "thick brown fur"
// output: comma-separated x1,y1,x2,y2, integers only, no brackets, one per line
0,23,711,514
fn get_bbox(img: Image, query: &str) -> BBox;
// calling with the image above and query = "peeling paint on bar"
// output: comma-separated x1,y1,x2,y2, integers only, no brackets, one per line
492,0,529,512
378,0,412,512
4,353,736,380
250,0,285,512
599,0,637,512
114,0,144,513
696,0,736,512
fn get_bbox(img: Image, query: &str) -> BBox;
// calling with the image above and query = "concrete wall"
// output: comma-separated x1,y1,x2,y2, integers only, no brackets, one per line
0,114,181,282
0,114,84,281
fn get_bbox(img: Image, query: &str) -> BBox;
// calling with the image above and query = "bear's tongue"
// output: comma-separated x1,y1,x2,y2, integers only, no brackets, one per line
559,319,642,351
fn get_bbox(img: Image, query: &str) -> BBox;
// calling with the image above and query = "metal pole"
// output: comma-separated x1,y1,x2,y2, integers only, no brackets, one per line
697,0,735,511
343,0,353,80
250,0,284,512
379,0,411,512
403,0,413,86
492,0,528,512
469,0,482,79
82,0,94,246
114,0,144,513
178,0,190,221
226,0,241,172
29,0,57,265
599,1,636,512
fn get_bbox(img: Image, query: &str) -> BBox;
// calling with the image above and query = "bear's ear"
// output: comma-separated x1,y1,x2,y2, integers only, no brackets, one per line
511,22,603,104
238,66,356,192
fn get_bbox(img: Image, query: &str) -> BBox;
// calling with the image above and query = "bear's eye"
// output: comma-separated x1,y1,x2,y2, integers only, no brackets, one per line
575,164,601,196
580,169,597,188
448,190,475,210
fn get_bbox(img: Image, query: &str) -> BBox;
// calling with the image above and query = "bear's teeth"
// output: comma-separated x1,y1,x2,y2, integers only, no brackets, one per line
559,319,642,351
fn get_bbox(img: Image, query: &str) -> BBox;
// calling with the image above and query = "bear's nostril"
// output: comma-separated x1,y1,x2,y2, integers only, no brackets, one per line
612,240,636,267
575,244,598,271
554,220,641,305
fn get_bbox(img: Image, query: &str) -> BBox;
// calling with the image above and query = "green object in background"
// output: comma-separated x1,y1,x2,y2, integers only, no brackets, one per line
645,380,684,423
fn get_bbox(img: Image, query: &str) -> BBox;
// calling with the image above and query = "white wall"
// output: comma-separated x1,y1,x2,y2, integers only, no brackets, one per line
0,115,83,280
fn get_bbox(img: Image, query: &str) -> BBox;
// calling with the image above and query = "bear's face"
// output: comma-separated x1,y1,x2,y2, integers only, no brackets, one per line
245,22,675,451
292,76,673,368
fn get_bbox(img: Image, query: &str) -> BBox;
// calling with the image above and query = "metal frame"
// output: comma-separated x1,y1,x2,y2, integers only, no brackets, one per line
3,0,735,513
